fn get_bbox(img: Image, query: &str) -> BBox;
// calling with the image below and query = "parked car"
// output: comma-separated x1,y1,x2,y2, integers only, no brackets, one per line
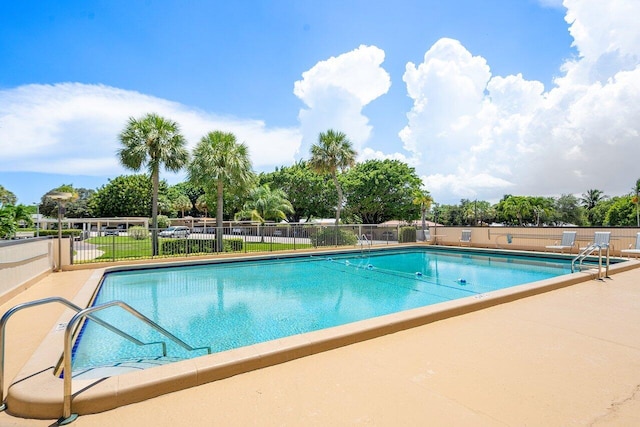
103,226,119,236
231,228,244,235
159,226,190,238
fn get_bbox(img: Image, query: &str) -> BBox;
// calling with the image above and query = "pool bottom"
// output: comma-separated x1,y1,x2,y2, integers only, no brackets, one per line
6,248,633,419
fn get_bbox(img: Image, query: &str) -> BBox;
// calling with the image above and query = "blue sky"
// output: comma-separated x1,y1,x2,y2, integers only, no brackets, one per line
1,0,639,207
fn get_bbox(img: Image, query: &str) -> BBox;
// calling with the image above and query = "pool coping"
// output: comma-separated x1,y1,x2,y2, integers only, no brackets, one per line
6,246,640,419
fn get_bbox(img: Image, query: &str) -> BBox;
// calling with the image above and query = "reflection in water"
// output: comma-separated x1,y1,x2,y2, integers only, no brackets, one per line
74,250,571,369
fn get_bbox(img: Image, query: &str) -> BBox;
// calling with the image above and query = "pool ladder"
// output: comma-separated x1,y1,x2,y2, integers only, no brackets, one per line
0,297,211,425
571,243,610,280
359,234,372,256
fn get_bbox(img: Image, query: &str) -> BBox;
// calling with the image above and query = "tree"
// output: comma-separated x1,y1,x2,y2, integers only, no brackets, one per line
554,194,586,226
309,130,356,225
259,160,336,222
118,113,188,255
0,204,32,239
38,185,80,218
171,182,205,217
235,184,294,224
173,194,192,217
0,185,17,207
413,189,433,239
633,178,640,227
188,131,254,252
605,196,636,226
90,175,168,217
341,159,421,224
580,189,608,226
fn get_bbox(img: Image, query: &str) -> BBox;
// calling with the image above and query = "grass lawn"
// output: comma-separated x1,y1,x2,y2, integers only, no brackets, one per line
82,236,313,262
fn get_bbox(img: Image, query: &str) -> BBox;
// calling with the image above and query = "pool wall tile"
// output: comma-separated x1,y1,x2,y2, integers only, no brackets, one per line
5,251,638,419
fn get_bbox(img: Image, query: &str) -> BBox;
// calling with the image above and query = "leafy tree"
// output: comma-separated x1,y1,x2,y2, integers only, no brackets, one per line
413,189,433,238
235,184,293,224
309,129,356,225
496,195,528,225
0,204,32,239
171,182,205,217
605,196,636,226
341,159,421,224
580,189,608,225
38,185,80,218
118,113,189,255
173,194,192,217
633,178,640,227
90,175,169,217
259,160,336,222
188,130,254,251
0,185,17,207
554,194,586,226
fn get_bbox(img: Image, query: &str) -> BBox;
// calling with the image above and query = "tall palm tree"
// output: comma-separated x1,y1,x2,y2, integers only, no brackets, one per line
118,113,188,255
188,131,254,252
309,130,356,225
412,189,433,240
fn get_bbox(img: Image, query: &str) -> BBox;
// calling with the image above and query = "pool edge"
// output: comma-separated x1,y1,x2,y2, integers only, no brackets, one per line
7,253,640,419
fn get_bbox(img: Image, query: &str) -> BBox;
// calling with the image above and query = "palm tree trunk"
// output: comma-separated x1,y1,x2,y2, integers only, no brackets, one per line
216,179,224,252
333,173,342,226
421,207,427,240
151,168,159,256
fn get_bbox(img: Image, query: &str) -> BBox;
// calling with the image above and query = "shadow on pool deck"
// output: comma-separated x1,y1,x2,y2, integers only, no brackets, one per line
2,261,640,426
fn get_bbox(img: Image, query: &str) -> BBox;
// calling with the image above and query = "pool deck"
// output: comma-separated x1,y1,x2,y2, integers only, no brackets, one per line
2,261,640,426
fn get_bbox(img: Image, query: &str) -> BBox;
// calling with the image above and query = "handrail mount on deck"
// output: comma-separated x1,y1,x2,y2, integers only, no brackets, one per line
0,297,211,425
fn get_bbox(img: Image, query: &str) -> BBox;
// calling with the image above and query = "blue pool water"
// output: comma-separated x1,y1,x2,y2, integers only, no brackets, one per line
72,248,576,370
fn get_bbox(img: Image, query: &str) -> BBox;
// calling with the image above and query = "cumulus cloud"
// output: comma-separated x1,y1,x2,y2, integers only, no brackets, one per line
0,83,302,177
294,45,391,155
400,0,640,203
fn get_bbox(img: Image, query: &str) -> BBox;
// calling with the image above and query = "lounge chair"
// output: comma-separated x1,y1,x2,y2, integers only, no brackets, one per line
621,232,640,258
459,229,471,246
579,231,611,250
545,231,576,253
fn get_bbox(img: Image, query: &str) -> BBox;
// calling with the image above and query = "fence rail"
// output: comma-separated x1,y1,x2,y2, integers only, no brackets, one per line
71,224,405,264
63,224,640,264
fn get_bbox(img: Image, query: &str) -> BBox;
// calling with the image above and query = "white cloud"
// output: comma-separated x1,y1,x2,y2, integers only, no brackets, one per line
294,45,391,155
399,1,640,204
0,83,302,176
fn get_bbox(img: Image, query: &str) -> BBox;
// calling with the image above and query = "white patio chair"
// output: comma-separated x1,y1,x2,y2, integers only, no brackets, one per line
545,231,576,253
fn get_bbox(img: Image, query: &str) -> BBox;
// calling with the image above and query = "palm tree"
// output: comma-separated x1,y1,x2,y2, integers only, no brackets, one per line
412,190,433,240
188,131,254,252
235,184,293,241
173,194,192,217
309,130,356,225
634,179,640,227
118,113,189,256
580,189,607,210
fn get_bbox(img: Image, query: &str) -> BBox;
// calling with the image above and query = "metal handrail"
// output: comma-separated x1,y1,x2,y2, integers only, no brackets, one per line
571,243,610,279
61,300,211,423
0,297,211,424
0,296,161,411
360,234,372,255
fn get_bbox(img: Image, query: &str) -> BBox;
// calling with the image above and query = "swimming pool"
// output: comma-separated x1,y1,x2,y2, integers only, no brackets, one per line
71,247,580,373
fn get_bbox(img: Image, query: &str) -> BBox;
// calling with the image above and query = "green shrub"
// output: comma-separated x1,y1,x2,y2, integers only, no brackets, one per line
160,238,243,255
156,215,170,229
398,226,417,243
128,226,149,240
223,238,244,252
38,229,81,238
312,228,357,247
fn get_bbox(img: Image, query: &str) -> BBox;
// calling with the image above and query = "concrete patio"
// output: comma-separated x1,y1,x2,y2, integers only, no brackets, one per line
1,263,639,426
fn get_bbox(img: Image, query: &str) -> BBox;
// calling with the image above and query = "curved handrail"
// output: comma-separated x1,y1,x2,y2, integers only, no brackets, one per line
0,296,159,410
61,300,211,423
